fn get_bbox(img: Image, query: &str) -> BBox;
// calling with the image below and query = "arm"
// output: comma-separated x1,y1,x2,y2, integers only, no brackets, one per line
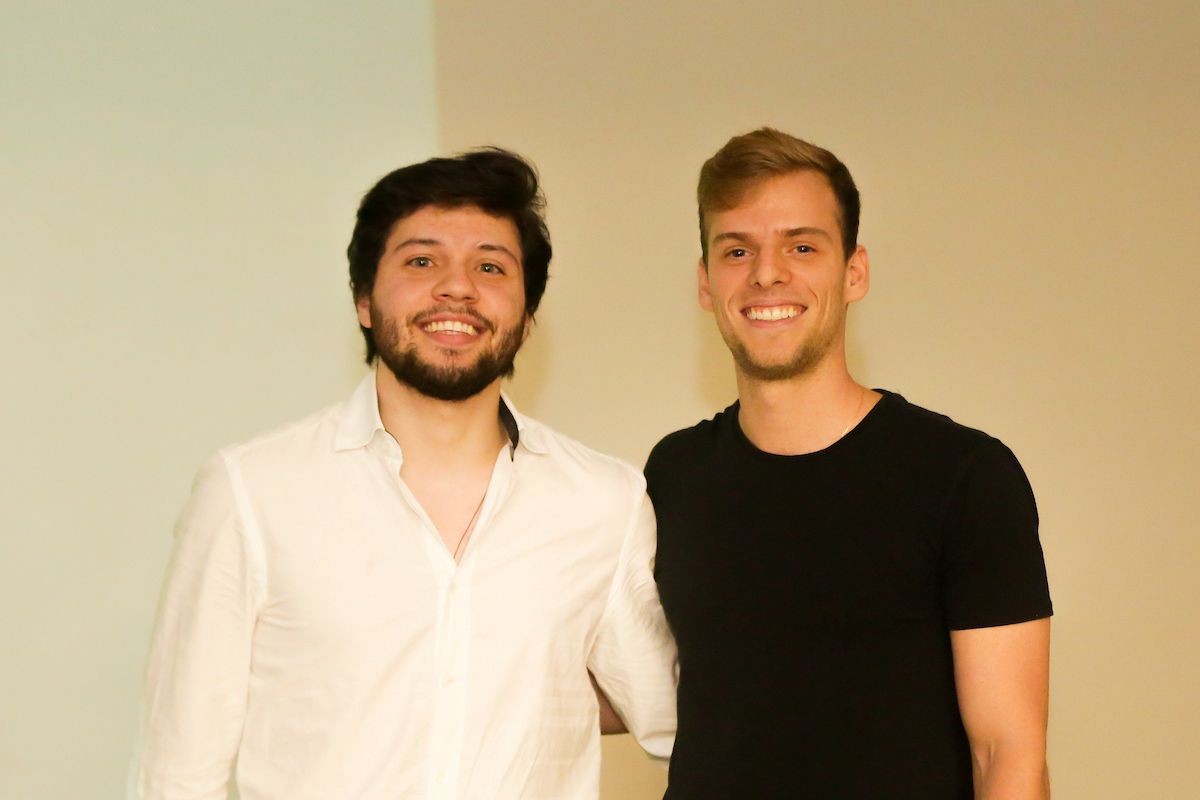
590,671,628,735
951,618,1051,800
130,454,262,799
941,439,1053,798
588,490,677,760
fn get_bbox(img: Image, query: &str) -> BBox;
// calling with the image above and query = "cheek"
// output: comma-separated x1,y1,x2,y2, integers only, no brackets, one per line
700,267,734,309
491,284,528,319
710,276,741,310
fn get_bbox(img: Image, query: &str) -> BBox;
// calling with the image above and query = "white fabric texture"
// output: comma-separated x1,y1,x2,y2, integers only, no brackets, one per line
131,376,677,799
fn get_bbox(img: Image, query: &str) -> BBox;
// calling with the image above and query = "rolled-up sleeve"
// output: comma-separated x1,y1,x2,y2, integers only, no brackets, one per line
588,489,678,761
131,452,265,799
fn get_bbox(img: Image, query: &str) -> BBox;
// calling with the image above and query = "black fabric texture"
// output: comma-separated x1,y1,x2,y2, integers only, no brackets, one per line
645,390,1052,800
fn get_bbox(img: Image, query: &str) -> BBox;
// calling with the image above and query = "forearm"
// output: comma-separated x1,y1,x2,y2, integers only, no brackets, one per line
953,619,1051,800
590,671,628,734
972,742,1050,800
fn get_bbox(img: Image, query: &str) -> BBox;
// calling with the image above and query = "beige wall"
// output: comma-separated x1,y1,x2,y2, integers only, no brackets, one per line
434,1,1200,797
5,2,1196,797
1,3,437,797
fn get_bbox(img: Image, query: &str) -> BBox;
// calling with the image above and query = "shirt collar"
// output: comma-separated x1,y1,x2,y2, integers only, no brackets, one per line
333,373,548,456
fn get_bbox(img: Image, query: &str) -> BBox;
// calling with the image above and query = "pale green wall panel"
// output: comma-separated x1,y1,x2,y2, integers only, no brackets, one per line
0,3,438,797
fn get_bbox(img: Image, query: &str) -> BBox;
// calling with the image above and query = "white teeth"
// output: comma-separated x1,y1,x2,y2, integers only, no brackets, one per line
424,320,479,335
746,306,799,321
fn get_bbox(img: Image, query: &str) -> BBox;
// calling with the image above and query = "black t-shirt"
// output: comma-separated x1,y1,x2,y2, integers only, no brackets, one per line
645,391,1052,799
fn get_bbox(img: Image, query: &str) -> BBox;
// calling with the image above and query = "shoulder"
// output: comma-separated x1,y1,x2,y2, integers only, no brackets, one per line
874,391,1034,515
211,401,344,483
645,404,737,476
517,413,647,498
878,391,990,443
175,403,338,542
874,390,1018,467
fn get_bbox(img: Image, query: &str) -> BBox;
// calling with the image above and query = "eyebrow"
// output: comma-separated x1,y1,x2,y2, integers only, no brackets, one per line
391,238,519,262
710,232,752,246
711,227,833,246
477,242,520,263
783,226,833,240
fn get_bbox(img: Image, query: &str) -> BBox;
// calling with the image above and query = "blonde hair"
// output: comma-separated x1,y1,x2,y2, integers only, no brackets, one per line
697,127,860,262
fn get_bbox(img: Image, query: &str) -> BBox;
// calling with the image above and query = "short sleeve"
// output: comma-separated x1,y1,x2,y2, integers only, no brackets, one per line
941,439,1053,630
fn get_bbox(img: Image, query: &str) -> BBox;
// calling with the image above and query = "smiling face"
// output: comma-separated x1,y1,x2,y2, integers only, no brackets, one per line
356,205,529,401
699,170,869,383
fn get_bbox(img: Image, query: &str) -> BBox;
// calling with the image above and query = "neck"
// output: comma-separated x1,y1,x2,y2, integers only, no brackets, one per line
735,353,875,456
374,367,507,471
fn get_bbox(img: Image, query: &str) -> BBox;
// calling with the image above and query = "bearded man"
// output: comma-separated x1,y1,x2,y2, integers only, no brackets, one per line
646,129,1052,799
132,149,676,799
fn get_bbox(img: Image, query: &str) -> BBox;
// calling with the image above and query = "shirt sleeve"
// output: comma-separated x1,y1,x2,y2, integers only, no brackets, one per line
588,489,678,762
130,452,265,799
941,438,1053,630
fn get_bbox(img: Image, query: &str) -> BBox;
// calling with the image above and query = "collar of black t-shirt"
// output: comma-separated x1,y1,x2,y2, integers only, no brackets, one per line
726,389,903,462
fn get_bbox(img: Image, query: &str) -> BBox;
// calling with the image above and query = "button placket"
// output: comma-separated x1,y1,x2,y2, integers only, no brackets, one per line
434,574,471,798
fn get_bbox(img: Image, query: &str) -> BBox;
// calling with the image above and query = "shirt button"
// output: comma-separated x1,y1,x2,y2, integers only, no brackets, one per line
445,674,458,685
437,772,448,784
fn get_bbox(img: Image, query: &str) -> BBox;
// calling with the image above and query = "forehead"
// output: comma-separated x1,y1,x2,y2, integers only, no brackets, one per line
708,171,840,237
386,204,522,257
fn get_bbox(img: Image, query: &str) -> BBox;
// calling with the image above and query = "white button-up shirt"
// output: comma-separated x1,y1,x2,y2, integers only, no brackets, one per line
131,377,677,799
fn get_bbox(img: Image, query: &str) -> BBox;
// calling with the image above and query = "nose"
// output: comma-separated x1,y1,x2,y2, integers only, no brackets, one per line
750,249,788,288
433,261,479,302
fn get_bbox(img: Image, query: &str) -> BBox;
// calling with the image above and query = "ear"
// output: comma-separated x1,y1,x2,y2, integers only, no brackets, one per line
844,245,870,304
521,313,534,343
697,258,714,311
355,294,373,329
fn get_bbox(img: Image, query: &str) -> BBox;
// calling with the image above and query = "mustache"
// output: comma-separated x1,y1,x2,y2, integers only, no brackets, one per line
409,306,495,333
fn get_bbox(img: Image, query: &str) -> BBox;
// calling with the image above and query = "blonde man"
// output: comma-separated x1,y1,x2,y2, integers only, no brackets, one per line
646,128,1051,799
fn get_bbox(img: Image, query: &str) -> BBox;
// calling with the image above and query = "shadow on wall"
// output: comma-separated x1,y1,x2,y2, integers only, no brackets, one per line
845,311,872,389
506,313,554,416
695,309,736,411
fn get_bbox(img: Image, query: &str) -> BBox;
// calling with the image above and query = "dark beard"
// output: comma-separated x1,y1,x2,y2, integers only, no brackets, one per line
371,307,525,402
